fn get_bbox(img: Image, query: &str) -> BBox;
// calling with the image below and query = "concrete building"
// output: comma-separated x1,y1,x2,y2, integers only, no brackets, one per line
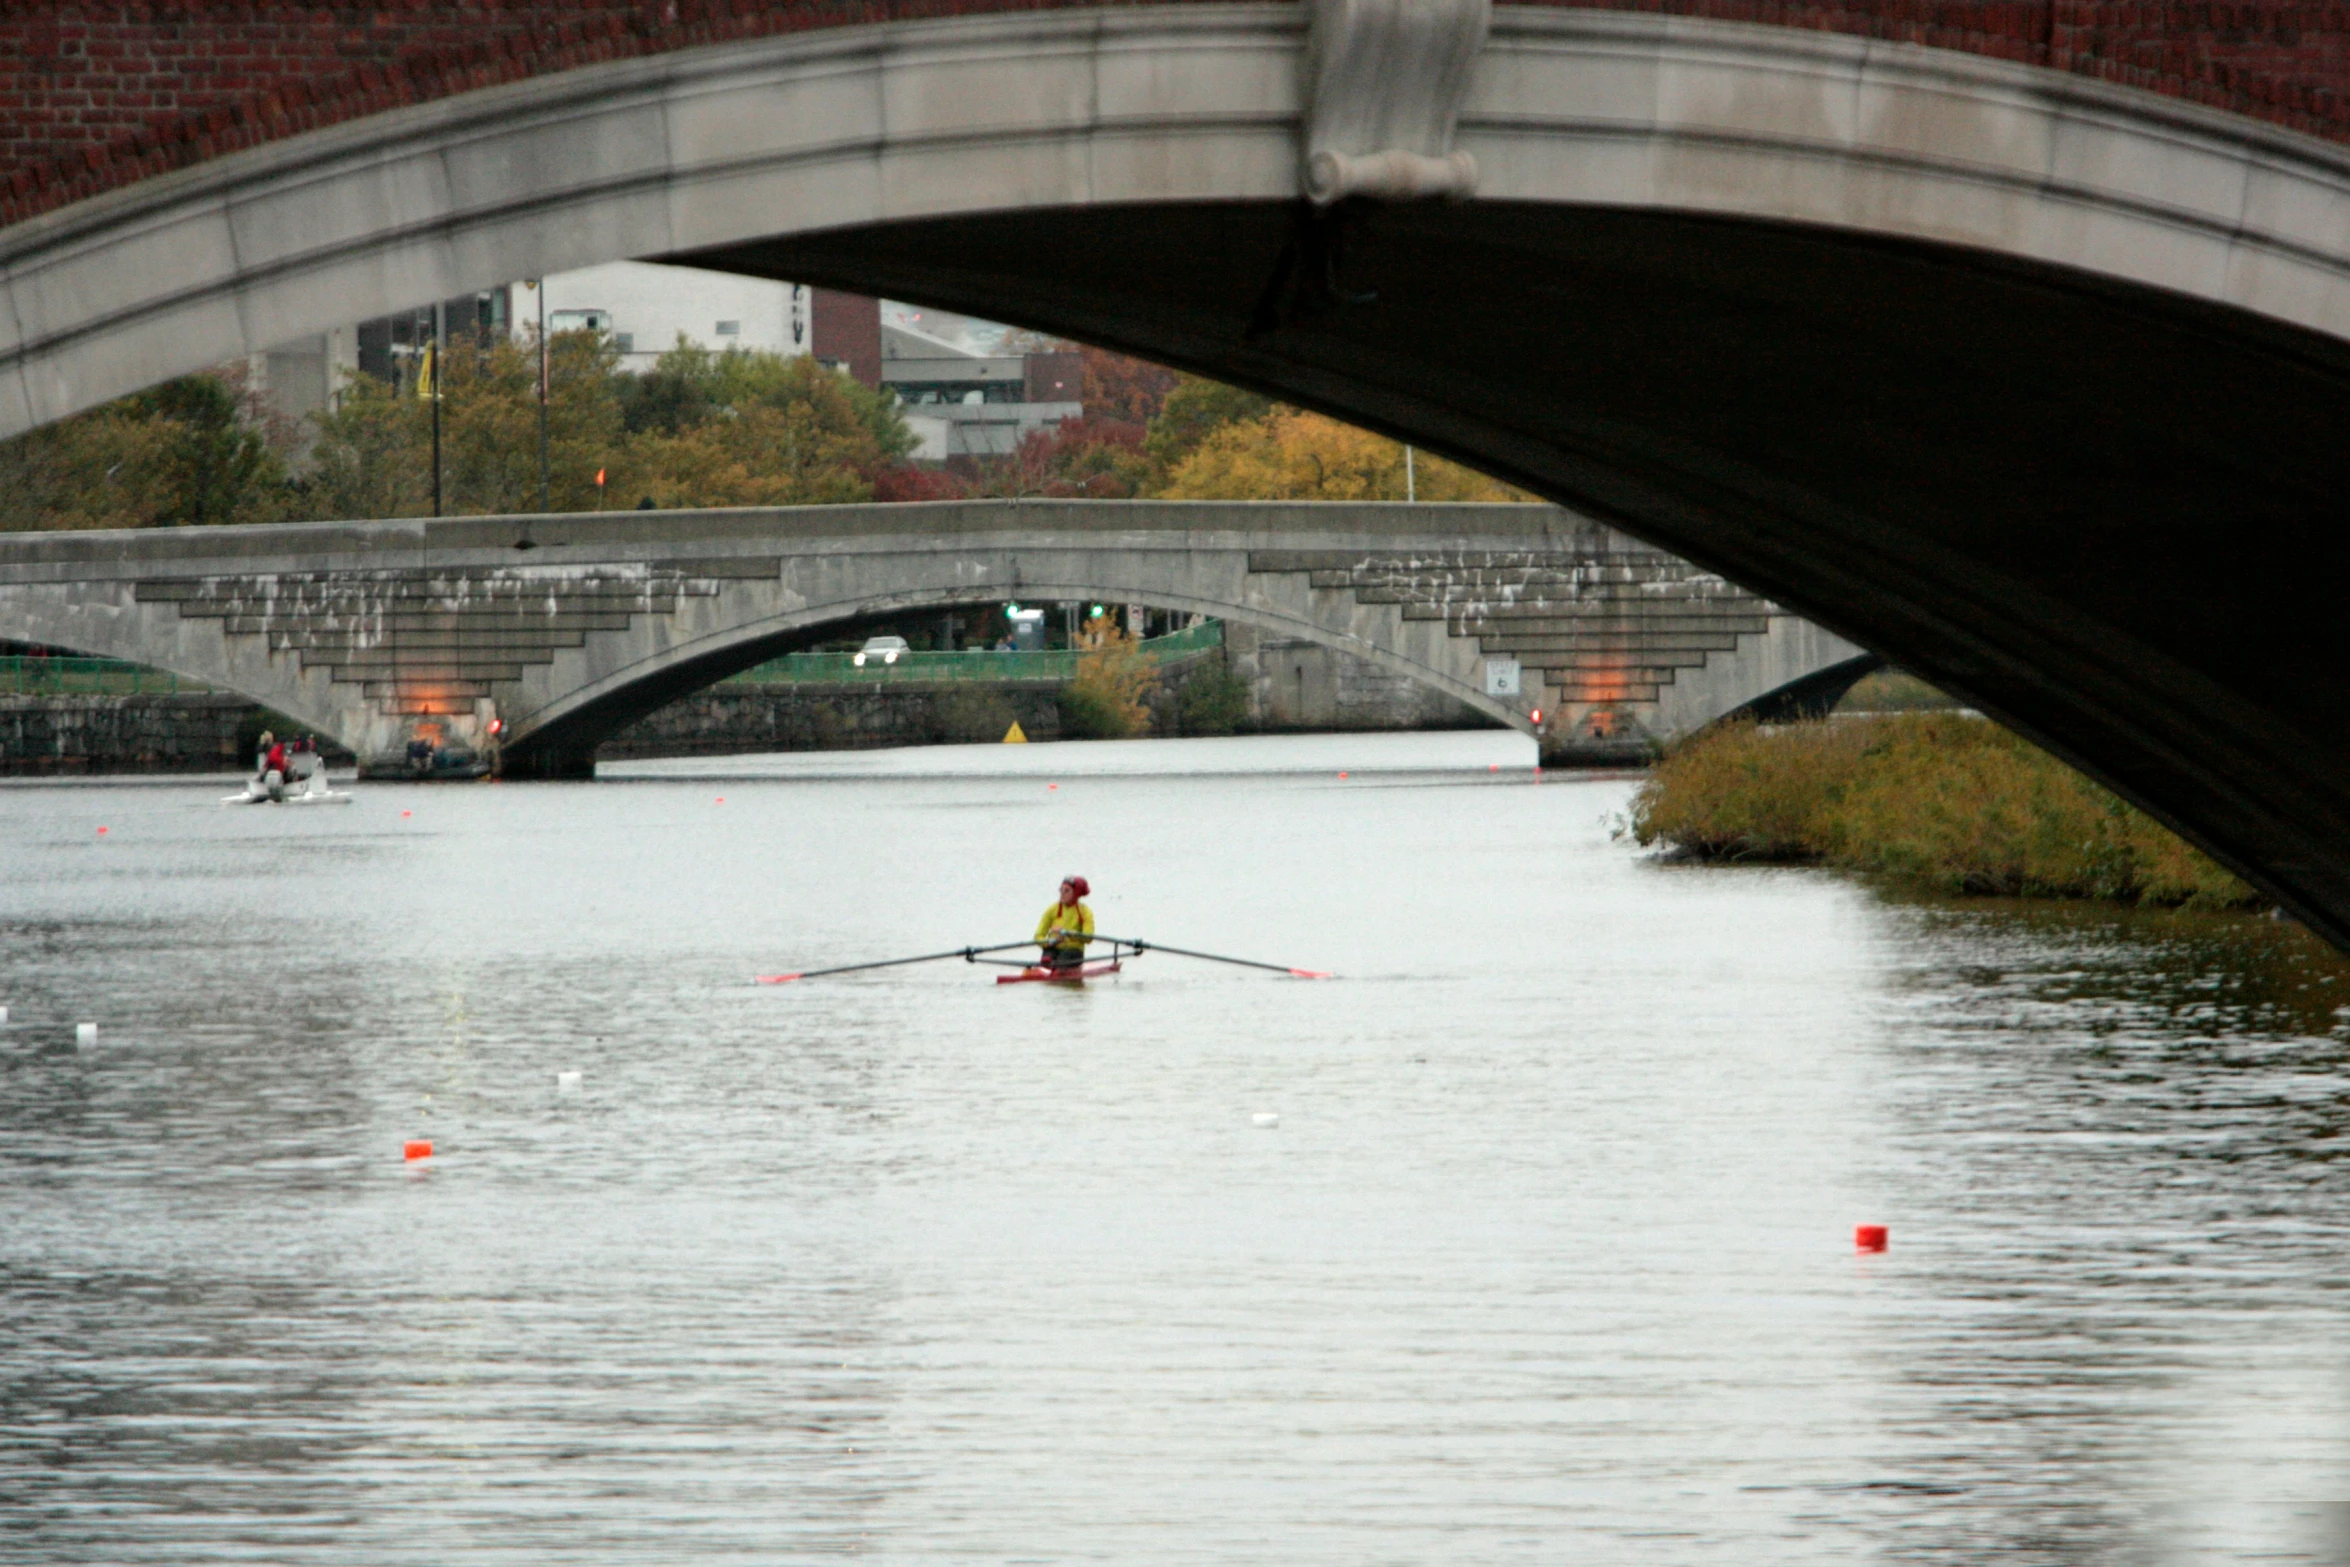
882,320,1081,459
528,262,813,373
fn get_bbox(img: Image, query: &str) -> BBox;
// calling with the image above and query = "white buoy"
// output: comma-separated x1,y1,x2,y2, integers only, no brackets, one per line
0,1003,9,1024
557,1070,582,1093
74,1022,96,1046
1252,1112,1279,1128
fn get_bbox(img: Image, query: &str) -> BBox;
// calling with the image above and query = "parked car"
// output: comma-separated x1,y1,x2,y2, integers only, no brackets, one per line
852,635,909,667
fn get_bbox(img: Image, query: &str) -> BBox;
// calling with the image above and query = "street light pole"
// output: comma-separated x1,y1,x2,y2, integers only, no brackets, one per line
535,279,550,512
430,299,445,518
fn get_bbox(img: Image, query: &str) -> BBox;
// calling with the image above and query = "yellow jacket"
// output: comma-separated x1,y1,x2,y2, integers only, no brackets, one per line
1035,899,1094,950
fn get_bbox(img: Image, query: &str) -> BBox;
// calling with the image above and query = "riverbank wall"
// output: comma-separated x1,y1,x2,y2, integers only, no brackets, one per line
597,683,1069,758
0,693,329,775
0,636,1495,771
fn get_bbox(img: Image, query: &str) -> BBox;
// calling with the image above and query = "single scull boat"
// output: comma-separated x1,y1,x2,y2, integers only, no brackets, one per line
757,935,1328,987
995,958,1124,985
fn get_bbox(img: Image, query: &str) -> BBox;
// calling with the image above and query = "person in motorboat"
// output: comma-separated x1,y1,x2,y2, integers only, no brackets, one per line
1034,875,1096,973
255,730,294,801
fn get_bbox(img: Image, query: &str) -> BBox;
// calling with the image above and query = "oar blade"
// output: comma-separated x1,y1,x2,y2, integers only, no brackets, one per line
754,973,804,985
1288,968,1334,979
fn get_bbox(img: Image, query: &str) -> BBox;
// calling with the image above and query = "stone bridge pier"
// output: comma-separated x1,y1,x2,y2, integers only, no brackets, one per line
0,501,1868,775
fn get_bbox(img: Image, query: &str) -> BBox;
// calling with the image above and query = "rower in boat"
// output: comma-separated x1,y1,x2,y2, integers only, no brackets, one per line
1034,875,1095,975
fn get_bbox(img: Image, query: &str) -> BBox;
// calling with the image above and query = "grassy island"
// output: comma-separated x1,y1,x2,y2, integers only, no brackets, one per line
1629,712,2261,910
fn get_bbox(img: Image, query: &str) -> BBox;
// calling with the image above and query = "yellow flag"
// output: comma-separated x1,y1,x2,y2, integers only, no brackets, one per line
1003,720,1028,744
415,342,436,400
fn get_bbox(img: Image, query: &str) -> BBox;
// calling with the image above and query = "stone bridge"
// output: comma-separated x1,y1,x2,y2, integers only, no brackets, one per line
0,501,1867,776
7,0,2350,937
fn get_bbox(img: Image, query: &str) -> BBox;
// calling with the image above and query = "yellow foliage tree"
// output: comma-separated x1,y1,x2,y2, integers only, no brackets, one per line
1061,614,1159,738
1155,407,1530,501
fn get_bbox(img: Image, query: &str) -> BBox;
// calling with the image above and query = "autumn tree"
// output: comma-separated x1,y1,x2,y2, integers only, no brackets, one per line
298,333,914,518
973,417,1153,499
299,328,629,519
1060,613,1159,738
1080,346,1180,426
624,342,916,508
0,370,293,531
1156,406,1528,502
1144,375,1274,478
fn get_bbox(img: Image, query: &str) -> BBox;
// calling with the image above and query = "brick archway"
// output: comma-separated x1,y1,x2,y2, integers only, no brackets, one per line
7,0,2349,232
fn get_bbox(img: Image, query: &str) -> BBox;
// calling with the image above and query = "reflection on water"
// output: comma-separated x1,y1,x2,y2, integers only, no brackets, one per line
3,731,2349,1564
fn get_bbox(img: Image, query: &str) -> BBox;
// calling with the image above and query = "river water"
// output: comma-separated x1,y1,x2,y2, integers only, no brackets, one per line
6,730,2350,1565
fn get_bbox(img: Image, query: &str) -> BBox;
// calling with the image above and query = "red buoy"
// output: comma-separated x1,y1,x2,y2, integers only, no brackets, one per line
404,1139,433,1161
1855,1224,1889,1252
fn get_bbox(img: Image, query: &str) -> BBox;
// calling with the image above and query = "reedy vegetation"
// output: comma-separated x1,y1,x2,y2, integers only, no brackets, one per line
1630,714,2259,908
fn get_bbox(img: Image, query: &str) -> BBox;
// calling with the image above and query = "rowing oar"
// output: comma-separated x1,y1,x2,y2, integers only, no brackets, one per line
756,939,1033,984
1092,935,1332,979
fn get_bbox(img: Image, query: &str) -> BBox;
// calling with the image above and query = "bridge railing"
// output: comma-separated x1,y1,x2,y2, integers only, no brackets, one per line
723,621,1223,686
0,655,212,696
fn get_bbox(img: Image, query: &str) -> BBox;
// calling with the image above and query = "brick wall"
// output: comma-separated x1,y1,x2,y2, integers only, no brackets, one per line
812,287,883,389
4,1,2347,232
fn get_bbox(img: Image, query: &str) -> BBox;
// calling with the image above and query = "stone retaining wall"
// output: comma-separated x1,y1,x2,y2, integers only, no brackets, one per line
0,642,1496,772
0,693,274,774
596,682,1067,759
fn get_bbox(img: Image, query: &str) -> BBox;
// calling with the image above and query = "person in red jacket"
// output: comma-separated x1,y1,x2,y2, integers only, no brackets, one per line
255,730,291,800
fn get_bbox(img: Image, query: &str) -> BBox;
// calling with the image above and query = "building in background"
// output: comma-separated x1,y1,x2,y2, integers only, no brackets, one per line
881,319,1081,459
812,288,884,387
530,263,811,372
249,267,1084,464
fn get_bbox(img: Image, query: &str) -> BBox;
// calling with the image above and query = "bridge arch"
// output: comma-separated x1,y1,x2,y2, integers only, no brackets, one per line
10,8,2350,434
6,8,2350,938
500,579,1519,772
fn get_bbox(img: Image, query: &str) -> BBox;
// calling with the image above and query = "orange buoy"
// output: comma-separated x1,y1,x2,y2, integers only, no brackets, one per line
401,810,413,818
404,1139,433,1161
96,826,108,835
1855,1224,1888,1252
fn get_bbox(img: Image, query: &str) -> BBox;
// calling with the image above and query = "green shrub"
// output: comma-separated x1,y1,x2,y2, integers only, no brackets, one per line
1059,681,1137,739
934,687,1017,744
1630,714,2260,909
1835,669,1963,712
1175,660,1251,736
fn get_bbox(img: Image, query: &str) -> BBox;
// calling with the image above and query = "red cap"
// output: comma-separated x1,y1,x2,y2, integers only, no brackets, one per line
1063,875,1090,897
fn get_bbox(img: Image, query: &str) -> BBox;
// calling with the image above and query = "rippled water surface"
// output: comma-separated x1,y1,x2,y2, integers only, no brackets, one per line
7,730,2350,1564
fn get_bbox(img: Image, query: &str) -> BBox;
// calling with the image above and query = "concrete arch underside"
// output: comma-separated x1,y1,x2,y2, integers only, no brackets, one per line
7,7,2350,936
502,569,1533,769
